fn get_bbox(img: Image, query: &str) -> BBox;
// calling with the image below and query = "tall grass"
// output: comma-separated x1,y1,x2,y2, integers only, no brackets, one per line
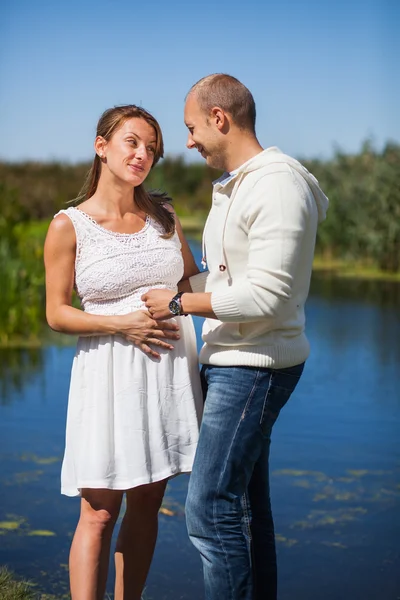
0,567,36,600
0,216,48,345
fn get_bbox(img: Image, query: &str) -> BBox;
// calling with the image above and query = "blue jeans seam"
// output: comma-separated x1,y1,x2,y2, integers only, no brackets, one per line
259,370,274,426
240,368,262,422
241,492,252,554
212,367,262,598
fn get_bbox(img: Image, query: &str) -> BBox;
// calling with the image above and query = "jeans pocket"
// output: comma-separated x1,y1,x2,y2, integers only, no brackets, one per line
259,365,304,436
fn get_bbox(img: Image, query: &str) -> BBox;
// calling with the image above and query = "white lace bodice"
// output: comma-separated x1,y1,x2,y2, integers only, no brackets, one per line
55,207,184,315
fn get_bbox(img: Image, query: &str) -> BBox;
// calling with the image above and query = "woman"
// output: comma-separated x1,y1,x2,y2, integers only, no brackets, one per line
44,105,203,600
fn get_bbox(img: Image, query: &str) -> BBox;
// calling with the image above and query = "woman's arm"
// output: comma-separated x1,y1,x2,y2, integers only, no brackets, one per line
181,270,209,293
44,214,180,358
163,204,200,281
142,207,214,317
175,215,200,280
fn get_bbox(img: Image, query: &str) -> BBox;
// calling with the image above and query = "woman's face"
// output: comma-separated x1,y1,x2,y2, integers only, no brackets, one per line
98,117,157,186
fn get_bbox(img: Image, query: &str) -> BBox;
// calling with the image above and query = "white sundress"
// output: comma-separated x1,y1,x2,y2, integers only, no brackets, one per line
56,207,203,497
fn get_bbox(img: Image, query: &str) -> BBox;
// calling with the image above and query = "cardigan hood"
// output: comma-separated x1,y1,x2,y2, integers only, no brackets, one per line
214,147,329,222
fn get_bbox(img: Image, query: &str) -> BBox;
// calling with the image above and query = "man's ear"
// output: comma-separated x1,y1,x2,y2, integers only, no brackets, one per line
210,106,227,131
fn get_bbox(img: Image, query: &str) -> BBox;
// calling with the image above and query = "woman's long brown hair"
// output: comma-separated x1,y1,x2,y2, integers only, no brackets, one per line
75,105,175,237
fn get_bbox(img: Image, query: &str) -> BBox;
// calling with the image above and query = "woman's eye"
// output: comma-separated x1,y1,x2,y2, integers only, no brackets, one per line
147,147,155,154
128,139,137,146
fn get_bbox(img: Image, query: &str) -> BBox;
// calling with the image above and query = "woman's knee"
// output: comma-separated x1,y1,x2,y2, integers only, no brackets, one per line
79,489,122,533
127,480,167,514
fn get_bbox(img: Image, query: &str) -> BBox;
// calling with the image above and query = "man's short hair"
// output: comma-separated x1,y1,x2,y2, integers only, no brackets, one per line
188,74,256,133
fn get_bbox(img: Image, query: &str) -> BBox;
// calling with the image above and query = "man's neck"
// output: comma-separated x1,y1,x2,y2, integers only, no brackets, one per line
224,135,264,173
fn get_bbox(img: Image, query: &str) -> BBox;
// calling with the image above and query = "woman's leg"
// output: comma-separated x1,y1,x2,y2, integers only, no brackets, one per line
69,488,123,600
114,479,168,600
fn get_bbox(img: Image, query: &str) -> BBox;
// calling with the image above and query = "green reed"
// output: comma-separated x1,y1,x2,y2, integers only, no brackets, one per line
0,184,48,345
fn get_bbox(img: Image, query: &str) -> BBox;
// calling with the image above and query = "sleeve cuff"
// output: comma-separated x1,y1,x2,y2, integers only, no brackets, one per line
211,289,243,321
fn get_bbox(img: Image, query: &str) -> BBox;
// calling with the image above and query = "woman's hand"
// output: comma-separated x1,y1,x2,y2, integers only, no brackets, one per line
117,310,180,359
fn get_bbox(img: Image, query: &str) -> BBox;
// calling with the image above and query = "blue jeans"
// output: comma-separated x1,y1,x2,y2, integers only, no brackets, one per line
185,362,304,600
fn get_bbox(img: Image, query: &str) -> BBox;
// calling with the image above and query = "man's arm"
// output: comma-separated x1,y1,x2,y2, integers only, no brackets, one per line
209,171,312,322
143,171,312,321
181,291,215,317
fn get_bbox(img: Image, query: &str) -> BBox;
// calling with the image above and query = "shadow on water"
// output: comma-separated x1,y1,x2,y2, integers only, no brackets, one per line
0,267,400,599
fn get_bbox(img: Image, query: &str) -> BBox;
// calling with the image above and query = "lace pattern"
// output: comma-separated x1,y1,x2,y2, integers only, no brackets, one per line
55,207,183,315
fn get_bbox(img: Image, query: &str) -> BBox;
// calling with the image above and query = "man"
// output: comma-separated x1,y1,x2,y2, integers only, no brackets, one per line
143,73,328,600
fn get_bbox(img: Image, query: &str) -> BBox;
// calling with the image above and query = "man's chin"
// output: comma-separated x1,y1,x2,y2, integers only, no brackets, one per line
204,154,216,168
205,155,224,171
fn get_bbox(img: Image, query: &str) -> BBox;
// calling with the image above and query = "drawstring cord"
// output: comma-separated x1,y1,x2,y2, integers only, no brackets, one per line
201,213,210,269
201,173,245,279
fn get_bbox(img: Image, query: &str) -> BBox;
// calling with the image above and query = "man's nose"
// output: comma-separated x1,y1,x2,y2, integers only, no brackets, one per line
186,134,195,150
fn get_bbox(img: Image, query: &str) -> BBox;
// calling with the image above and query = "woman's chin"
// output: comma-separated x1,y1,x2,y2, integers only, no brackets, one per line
119,173,146,187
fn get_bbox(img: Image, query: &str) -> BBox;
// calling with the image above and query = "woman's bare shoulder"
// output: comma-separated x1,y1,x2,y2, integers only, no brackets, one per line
46,212,76,247
51,211,74,228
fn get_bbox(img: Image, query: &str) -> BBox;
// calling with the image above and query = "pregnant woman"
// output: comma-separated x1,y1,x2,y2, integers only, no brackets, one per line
44,104,202,600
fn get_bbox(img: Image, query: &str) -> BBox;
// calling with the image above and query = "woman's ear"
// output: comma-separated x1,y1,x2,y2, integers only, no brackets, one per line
94,136,107,159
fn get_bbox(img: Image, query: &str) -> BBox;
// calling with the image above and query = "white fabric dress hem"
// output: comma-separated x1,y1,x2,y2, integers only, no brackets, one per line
61,465,194,497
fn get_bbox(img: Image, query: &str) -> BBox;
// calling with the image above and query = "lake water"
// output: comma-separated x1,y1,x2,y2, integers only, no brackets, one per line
1,245,400,599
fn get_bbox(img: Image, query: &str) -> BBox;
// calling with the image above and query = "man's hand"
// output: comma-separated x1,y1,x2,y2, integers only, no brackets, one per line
142,289,176,320
143,289,216,320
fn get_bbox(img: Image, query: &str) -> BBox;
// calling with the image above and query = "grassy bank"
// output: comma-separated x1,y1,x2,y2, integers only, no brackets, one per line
179,214,205,240
311,257,400,281
0,567,36,600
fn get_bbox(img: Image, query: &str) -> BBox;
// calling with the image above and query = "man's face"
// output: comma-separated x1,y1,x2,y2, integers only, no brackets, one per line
184,93,225,169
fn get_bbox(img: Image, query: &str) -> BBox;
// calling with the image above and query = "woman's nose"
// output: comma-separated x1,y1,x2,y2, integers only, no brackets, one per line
135,144,147,160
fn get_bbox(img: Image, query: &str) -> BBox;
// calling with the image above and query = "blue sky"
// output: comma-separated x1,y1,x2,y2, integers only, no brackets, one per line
0,0,398,163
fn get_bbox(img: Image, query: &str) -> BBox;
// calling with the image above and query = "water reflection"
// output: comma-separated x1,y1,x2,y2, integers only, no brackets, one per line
0,348,44,402
309,274,400,371
310,272,400,308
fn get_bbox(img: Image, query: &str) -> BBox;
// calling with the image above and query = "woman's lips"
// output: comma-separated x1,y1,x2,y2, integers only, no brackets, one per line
129,164,144,173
